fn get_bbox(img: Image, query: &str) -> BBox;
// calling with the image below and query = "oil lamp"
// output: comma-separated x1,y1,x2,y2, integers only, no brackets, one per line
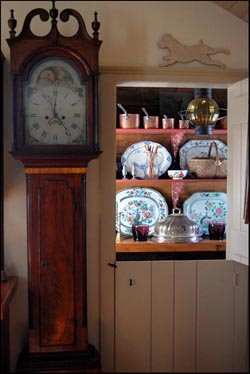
186,88,219,135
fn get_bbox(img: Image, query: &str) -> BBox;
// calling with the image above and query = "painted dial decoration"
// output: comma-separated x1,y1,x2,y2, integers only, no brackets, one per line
24,58,87,145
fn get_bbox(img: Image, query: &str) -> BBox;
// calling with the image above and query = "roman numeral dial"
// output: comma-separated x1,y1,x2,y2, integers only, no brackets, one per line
24,58,87,145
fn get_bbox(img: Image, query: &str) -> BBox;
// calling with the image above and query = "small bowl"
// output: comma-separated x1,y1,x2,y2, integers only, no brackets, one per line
168,170,188,179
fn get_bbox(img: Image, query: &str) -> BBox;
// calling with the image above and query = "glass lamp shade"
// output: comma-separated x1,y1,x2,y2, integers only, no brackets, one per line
186,88,219,135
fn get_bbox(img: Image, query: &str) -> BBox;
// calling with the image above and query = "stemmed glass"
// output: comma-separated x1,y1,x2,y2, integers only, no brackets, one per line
131,163,136,179
122,165,127,179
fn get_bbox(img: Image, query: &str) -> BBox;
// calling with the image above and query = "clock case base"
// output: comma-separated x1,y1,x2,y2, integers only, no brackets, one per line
15,345,101,373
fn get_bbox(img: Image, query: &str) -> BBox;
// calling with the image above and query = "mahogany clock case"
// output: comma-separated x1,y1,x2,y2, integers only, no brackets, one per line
7,4,102,167
7,2,102,373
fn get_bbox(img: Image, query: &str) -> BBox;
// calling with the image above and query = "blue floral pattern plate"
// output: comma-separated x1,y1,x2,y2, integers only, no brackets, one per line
116,187,168,235
183,192,227,235
179,140,227,171
121,141,172,179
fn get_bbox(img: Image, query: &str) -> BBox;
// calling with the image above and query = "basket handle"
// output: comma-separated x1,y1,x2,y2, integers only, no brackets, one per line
208,141,222,176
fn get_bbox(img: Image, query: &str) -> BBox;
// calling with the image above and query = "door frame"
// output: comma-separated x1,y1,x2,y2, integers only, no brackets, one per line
98,67,248,372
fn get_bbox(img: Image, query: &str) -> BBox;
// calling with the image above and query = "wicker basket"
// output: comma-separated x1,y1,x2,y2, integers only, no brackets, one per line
188,141,227,179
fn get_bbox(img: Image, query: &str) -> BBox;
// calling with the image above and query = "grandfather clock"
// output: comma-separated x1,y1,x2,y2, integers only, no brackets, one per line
7,1,102,372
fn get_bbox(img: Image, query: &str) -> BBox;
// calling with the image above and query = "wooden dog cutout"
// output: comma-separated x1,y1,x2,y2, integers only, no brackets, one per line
158,34,230,68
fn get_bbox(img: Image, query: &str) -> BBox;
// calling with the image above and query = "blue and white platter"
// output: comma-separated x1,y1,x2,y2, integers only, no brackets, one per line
183,192,227,235
179,139,227,171
116,187,168,235
121,141,172,179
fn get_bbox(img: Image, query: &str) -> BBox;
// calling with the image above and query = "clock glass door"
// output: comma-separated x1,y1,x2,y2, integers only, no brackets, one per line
24,57,87,145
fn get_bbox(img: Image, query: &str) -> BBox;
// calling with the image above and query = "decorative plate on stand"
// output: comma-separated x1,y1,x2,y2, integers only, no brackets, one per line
121,141,172,179
116,187,168,235
183,191,227,235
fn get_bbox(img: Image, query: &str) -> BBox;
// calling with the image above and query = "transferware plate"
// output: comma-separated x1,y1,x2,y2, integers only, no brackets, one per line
116,187,168,235
183,191,227,235
121,141,172,179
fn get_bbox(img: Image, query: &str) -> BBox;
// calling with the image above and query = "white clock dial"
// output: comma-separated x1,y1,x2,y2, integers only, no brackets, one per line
24,58,87,145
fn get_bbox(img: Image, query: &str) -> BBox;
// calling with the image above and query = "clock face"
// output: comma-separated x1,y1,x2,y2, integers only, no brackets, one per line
24,58,87,145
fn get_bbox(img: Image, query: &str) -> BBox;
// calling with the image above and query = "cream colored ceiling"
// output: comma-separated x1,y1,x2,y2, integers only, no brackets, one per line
212,1,248,23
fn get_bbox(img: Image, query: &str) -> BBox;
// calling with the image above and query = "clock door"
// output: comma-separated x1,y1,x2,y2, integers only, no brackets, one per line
27,171,88,353
24,57,88,146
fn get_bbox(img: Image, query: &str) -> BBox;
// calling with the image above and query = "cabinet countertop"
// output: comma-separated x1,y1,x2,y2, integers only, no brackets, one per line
116,238,226,253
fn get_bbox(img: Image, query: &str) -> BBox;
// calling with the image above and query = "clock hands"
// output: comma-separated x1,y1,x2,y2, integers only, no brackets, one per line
53,97,57,117
47,96,72,137
60,121,72,137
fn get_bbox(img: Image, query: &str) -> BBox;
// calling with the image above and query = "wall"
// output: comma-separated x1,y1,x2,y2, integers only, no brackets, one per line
1,1,248,371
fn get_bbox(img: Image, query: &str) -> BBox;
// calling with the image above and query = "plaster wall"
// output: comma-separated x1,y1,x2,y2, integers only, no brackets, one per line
1,1,248,371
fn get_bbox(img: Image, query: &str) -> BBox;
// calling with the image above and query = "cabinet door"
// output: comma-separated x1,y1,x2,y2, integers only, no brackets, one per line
233,262,248,373
227,78,249,265
27,173,87,353
197,260,234,372
174,261,197,373
151,261,174,373
115,261,151,373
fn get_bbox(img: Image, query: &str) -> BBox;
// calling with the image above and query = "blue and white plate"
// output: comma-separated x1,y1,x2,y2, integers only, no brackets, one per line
116,187,168,235
121,141,172,179
183,192,227,235
179,140,227,171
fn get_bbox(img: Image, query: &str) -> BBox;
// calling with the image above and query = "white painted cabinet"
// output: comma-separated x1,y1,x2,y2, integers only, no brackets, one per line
151,261,174,373
196,260,234,372
115,261,151,372
115,260,248,373
227,78,249,265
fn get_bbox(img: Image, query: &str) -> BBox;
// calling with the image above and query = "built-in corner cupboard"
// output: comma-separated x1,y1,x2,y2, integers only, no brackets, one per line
112,81,248,373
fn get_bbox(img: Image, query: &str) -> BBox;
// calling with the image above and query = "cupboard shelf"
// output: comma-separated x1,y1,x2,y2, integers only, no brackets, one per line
116,238,226,253
116,128,227,162
115,86,227,256
116,128,227,135
116,178,227,185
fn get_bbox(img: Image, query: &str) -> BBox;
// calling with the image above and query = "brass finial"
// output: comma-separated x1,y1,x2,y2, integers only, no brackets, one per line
8,9,17,39
92,11,100,40
50,0,58,25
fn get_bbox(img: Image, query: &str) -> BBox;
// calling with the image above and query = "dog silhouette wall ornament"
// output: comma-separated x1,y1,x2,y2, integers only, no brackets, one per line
158,34,230,68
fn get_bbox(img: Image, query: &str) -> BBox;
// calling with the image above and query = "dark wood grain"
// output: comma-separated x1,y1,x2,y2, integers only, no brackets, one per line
7,4,101,371
39,179,75,347
27,173,87,353
15,345,101,373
